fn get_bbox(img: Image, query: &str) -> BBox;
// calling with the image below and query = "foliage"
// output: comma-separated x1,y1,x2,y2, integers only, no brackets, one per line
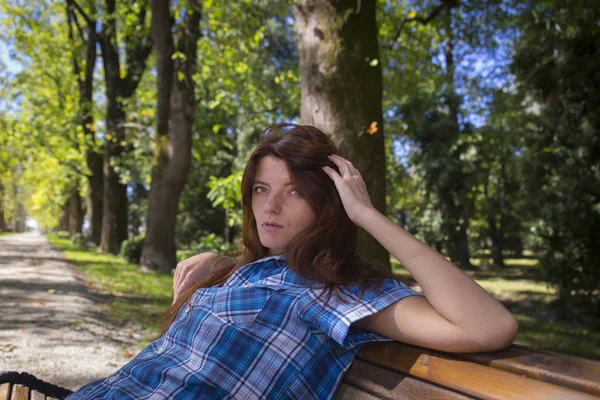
0,0,598,322
509,0,600,314
120,233,146,264
71,232,86,248
0,0,87,230
175,0,298,246
195,233,240,257
206,172,243,229
55,231,71,239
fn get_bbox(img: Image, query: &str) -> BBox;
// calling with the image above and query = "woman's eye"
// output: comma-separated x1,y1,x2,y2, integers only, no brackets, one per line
290,189,300,196
254,186,267,194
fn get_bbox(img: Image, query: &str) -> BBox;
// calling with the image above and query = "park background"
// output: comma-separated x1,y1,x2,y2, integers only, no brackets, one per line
0,0,598,360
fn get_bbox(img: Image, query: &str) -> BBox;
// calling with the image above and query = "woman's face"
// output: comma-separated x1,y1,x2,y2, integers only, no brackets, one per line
252,156,316,256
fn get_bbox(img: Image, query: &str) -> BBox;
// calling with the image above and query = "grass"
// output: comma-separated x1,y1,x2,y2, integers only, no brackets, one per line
392,256,600,360
47,234,600,360
47,234,173,346
0,231,15,237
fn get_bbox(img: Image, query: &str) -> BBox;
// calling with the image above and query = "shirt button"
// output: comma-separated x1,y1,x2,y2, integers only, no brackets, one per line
107,376,116,383
156,348,164,354
185,306,191,313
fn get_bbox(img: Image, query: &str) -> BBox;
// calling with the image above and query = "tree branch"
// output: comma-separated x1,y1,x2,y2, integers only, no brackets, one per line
388,3,446,48
151,0,174,138
69,7,87,42
47,145,89,177
67,0,93,26
117,122,150,131
66,8,84,91
122,2,153,98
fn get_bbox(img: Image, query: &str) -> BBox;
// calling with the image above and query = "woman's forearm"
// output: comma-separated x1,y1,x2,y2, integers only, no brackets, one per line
357,208,516,336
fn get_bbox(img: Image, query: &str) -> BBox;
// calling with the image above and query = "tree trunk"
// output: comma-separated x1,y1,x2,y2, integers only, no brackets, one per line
67,1,103,244
293,0,390,269
81,22,102,244
87,151,104,244
59,205,69,232
440,8,473,269
489,216,504,267
101,106,128,254
140,0,201,273
67,186,84,235
98,0,152,254
0,182,6,231
440,193,473,269
483,181,505,267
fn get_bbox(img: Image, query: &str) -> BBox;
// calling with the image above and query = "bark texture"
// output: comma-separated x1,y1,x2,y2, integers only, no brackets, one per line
440,8,473,269
293,0,390,269
66,1,102,244
87,152,103,244
67,186,84,235
140,0,201,273
98,0,152,254
0,182,6,231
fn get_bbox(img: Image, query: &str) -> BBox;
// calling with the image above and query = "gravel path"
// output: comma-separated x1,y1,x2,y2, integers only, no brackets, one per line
0,232,142,391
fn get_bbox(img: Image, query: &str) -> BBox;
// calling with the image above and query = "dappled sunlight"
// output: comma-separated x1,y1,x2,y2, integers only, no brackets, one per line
513,313,600,360
476,278,556,298
392,254,600,359
48,234,173,341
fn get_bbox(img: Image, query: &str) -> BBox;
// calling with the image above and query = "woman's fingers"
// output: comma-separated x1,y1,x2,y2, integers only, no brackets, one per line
322,154,375,226
328,154,361,178
322,165,341,183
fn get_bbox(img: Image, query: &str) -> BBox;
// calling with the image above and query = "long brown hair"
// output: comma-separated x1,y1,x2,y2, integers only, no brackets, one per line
161,123,413,333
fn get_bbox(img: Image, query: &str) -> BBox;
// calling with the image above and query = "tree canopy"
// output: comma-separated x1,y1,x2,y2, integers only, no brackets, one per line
1,0,598,316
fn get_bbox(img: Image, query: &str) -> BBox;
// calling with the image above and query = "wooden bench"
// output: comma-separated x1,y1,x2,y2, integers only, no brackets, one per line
2,342,598,399
0,383,58,400
336,342,600,399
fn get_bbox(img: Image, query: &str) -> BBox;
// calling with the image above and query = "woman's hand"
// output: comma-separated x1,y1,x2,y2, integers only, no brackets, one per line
322,154,376,227
172,253,217,304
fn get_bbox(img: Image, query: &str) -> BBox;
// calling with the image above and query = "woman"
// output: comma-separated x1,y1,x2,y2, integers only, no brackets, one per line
67,124,517,399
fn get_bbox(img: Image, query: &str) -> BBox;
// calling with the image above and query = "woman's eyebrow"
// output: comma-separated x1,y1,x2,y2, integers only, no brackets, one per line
253,179,294,187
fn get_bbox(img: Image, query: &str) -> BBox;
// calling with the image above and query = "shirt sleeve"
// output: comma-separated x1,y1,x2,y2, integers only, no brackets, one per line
297,278,422,349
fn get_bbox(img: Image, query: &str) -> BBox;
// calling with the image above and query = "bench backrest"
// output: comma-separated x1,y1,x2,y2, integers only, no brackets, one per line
336,342,600,399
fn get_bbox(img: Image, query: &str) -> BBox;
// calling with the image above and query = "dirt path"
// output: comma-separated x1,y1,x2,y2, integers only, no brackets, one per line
0,232,142,391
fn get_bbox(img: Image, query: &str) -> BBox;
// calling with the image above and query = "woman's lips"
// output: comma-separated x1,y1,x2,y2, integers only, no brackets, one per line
263,222,283,232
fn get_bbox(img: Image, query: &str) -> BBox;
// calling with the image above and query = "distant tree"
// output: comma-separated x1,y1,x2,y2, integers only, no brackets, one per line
66,0,102,243
511,0,600,314
140,0,202,273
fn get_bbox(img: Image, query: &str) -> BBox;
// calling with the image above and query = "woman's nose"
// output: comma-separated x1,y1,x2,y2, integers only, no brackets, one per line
263,193,281,214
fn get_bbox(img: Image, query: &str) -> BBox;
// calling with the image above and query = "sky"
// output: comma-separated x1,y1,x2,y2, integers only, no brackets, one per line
0,39,22,73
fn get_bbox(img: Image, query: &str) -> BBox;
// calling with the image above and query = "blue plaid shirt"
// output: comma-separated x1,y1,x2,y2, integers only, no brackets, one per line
67,255,420,399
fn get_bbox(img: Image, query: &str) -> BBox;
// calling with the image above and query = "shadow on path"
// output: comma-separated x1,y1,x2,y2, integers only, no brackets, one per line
0,232,142,391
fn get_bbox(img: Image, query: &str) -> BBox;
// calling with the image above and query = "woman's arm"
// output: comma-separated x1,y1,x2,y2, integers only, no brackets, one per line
323,155,518,353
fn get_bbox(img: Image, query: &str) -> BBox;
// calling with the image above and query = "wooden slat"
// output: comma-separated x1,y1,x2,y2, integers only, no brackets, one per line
9,385,29,400
344,358,474,400
455,344,600,397
335,383,382,400
358,342,600,400
0,384,10,400
30,390,45,400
